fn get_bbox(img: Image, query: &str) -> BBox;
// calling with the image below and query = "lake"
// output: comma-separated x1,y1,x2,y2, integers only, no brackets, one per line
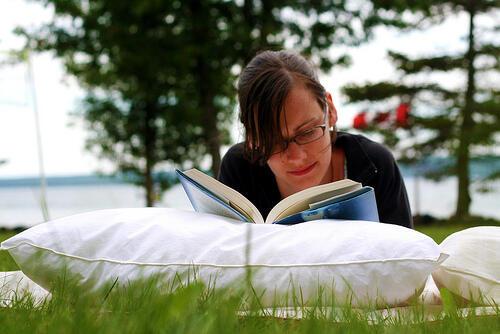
0,177,498,229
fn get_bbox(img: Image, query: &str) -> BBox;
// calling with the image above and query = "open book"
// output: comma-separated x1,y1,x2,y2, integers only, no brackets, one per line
176,168,379,225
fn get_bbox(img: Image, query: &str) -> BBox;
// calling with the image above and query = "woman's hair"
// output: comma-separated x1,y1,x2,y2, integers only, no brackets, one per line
238,50,327,163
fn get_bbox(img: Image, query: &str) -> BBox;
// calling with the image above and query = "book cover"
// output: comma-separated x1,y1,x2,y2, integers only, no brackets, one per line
177,170,252,222
176,168,379,225
273,186,379,225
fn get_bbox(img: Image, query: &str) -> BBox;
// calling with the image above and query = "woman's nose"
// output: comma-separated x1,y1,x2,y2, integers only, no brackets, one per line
281,141,307,162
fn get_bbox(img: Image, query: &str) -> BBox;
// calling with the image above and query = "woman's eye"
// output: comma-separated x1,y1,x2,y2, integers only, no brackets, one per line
298,129,316,140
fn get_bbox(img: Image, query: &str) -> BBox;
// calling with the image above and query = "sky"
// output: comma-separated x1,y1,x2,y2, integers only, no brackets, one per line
0,0,485,178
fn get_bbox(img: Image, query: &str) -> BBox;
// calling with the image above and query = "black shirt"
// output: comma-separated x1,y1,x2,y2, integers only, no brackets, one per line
218,132,413,228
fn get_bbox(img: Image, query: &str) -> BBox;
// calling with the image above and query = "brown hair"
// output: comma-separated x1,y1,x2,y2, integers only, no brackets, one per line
238,50,327,163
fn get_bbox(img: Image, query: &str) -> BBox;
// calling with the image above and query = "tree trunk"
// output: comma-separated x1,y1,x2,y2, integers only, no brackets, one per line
455,2,476,218
203,94,222,177
144,102,156,207
191,0,222,177
197,64,222,176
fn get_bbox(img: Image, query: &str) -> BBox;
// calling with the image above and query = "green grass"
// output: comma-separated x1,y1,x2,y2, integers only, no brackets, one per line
0,231,17,271
0,273,498,334
414,215,500,244
1,219,499,333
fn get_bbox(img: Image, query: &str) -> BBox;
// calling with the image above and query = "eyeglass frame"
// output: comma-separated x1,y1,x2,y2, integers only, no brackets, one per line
271,105,329,156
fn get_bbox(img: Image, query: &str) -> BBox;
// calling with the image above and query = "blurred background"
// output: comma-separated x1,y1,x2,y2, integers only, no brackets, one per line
0,0,498,229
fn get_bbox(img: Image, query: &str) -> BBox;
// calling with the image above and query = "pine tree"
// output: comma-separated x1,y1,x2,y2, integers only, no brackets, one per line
343,1,499,219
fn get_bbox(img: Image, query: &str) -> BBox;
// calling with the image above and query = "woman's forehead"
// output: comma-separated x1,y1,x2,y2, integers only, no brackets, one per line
281,85,323,132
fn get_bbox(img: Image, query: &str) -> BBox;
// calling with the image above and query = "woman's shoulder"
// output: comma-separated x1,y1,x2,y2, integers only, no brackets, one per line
220,142,273,178
224,142,245,156
337,131,395,163
219,142,253,179
221,142,247,165
337,131,397,182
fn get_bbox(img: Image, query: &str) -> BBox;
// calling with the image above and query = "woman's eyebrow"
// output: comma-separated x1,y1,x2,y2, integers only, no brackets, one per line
293,116,321,132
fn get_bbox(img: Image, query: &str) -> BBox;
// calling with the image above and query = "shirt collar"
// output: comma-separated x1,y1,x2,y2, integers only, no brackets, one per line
335,131,378,183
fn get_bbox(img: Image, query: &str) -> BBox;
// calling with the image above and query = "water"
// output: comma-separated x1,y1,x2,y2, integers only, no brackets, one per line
403,178,500,220
0,177,498,228
0,183,192,229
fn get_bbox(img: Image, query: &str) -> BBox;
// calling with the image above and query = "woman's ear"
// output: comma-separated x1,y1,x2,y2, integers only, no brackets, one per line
325,92,338,128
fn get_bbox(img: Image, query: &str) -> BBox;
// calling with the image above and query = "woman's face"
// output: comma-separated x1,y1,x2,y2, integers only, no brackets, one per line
267,84,337,198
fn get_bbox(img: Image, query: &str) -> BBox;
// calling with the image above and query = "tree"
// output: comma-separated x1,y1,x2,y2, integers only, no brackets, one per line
343,0,499,219
17,0,404,205
17,1,221,206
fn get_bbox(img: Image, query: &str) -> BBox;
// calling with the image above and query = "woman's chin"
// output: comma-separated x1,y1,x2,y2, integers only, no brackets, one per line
289,177,322,194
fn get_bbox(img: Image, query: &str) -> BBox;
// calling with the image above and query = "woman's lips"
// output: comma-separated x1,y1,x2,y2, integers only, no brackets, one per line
288,162,317,176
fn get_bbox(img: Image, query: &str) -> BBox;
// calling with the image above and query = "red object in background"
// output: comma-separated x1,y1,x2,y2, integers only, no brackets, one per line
353,112,368,129
396,103,410,127
373,111,391,124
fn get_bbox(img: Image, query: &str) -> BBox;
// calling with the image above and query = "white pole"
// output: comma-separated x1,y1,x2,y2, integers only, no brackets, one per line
26,51,50,221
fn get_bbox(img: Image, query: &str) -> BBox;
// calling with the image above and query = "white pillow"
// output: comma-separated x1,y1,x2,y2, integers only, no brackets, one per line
0,271,50,307
432,226,500,305
1,208,443,307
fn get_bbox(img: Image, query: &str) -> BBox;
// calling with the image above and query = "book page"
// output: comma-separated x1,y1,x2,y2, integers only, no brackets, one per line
266,179,361,223
183,169,265,224
184,180,248,221
308,187,370,209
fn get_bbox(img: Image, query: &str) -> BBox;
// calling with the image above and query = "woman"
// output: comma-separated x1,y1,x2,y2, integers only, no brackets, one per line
218,50,413,228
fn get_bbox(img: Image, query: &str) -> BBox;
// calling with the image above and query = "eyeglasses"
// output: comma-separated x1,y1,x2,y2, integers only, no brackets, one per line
271,112,328,156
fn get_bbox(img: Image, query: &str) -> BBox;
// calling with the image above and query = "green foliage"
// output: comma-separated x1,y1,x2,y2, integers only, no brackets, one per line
342,1,499,218
16,0,396,205
18,1,495,211
388,50,467,73
16,0,228,205
343,82,440,102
